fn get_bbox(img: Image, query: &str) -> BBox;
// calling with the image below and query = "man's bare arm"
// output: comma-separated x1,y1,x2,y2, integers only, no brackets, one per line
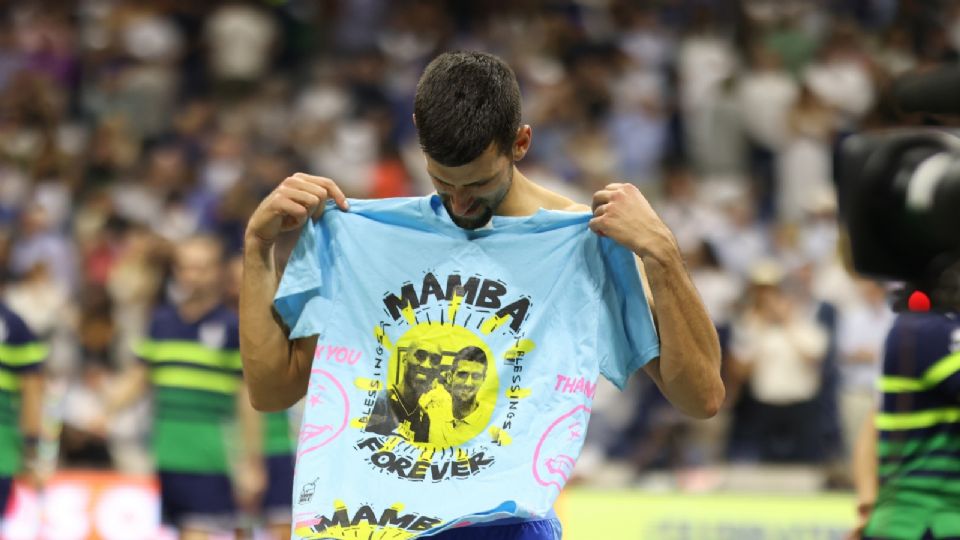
639,249,724,418
240,173,347,411
240,237,316,411
588,183,724,418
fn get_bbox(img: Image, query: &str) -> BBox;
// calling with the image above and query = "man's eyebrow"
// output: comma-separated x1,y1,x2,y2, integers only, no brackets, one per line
430,173,497,187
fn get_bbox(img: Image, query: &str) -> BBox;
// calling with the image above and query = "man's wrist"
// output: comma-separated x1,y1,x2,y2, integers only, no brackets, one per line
244,233,275,260
633,232,681,267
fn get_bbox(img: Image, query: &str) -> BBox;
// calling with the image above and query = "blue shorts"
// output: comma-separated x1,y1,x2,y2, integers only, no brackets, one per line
158,471,237,531
262,454,294,522
431,518,562,540
0,476,11,519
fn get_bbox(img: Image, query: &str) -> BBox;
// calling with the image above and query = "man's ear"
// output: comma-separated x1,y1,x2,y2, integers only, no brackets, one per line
513,124,532,161
412,113,417,128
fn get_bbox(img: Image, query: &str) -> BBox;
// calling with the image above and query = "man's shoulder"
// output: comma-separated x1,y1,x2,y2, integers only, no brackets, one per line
562,202,590,212
529,185,588,213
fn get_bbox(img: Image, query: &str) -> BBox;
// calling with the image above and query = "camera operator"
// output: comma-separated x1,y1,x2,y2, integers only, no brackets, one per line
840,66,960,536
851,273,960,539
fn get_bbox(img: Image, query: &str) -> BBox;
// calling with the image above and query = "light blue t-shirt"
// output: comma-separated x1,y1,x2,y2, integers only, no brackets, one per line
274,195,660,539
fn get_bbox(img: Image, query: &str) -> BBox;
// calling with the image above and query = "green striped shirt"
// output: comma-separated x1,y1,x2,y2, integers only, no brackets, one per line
138,304,242,474
867,312,960,539
264,410,295,456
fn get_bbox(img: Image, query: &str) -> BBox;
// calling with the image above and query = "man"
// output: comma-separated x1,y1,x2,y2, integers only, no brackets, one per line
241,51,723,539
110,236,264,540
366,340,443,443
0,301,46,521
427,346,494,447
851,289,960,540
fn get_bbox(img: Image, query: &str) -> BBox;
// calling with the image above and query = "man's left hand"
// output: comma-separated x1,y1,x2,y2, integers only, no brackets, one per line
590,183,675,260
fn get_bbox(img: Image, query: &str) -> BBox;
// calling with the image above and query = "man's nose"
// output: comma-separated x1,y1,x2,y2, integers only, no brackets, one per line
450,192,475,214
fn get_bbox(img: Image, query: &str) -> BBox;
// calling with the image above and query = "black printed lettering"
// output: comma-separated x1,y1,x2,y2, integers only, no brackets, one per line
410,516,443,531
445,275,480,304
388,457,413,478
476,280,507,309
451,460,470,477
420,273,446,305
351,505,379,526
408,460,430,481
357,437,383,452
314,508,350,531
383,283,420,320
379,508,416,529
496,298,530,332
468,452,494,473
431,461,450,481
371,452,393,467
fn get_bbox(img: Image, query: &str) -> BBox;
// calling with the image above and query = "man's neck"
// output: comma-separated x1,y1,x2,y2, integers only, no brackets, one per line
494,169,568,217
177,295,220,323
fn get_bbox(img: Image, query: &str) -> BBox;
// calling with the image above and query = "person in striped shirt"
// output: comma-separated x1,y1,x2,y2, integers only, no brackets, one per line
857,308,960,539
110,236,264,539
0,301,47,520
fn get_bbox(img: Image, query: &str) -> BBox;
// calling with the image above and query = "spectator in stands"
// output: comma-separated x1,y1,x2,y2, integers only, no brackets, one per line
731,260,828,463
108,236,263,538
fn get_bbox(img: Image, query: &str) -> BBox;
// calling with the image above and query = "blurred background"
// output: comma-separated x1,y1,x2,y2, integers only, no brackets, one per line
0,0,952,538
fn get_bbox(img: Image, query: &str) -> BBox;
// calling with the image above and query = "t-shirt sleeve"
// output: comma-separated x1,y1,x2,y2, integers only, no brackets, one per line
595,237,661,390
273,216,336,340
1,310,47,373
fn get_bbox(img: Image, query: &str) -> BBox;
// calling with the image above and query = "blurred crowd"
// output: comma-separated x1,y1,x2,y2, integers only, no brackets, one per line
0,0,953,489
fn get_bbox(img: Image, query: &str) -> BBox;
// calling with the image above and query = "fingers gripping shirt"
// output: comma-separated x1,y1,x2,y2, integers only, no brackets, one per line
274,195,660,539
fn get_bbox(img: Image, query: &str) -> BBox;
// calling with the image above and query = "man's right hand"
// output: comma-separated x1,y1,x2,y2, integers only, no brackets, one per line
245,173,349,247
